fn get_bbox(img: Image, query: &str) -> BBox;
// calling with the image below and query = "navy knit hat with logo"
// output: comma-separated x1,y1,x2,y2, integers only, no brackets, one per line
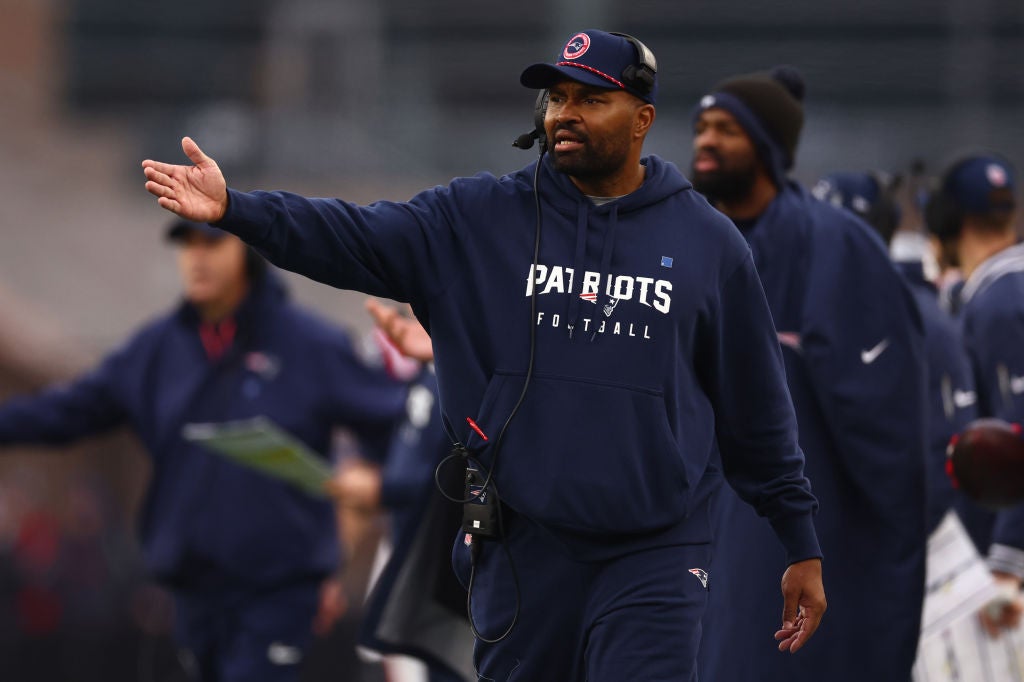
521,29,658,105
694,66,805,188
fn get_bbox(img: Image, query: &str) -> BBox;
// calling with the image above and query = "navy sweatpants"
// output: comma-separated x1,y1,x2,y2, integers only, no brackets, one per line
173,579,321,682
452,510,710,681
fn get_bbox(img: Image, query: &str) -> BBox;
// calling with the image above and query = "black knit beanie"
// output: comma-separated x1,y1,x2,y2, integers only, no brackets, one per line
694,66,806,187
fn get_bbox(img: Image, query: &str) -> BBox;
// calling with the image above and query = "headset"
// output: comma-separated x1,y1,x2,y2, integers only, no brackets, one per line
610,31,658,98
512,32,657,152
512,90,550,152
925,154,1017,241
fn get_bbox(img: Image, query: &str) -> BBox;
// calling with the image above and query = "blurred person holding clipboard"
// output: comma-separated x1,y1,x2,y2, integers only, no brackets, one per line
0,219,406,682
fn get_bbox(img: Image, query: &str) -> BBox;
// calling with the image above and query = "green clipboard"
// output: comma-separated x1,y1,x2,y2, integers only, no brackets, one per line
182,416,332,498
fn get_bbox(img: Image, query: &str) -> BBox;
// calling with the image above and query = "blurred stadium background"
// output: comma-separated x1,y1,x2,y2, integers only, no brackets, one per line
0,0,1022,679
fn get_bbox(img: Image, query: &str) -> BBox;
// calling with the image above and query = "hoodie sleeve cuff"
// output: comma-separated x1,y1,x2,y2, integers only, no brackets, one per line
769,513,823,565
214,188,273,244
988,543,1024,581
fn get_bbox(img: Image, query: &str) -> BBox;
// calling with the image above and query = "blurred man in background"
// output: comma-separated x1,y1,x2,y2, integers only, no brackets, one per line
690,67,929,681
813,170,979,535
0,219,407,682
925,154,1024,637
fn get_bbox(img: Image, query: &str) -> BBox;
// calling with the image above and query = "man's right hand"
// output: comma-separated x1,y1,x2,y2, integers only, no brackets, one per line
142,137,229,223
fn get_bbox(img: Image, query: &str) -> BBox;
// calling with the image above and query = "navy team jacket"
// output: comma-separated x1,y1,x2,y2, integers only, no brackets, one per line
699,184,929,682
0,273,406,588
216,154,822,564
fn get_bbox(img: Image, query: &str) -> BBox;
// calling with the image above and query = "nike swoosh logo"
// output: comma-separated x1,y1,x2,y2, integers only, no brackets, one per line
860,338,890,364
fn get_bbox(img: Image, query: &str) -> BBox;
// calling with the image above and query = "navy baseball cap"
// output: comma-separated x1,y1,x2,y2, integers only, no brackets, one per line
814,172,888,218
944,155,1016,214
520,29,658,105
165,219,229,243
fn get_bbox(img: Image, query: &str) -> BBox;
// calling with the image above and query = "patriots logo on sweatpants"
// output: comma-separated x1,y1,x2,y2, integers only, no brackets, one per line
688,568,709,589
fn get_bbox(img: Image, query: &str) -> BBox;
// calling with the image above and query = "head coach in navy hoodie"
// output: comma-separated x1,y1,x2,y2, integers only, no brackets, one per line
0,220,407,682
690,69,929,680
143,30,826,681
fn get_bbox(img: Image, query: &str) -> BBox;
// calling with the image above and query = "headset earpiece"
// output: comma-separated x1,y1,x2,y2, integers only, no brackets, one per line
609,32,657,98
533,89,549,152
513,89,549,153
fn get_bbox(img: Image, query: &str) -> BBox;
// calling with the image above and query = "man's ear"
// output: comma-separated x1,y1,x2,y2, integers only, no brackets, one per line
634,104,655,139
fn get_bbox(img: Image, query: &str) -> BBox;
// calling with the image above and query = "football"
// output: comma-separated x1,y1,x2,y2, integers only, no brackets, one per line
947,418,1024,509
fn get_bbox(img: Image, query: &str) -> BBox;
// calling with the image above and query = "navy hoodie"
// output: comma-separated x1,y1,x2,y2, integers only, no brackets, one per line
0,273,406,588
699,184,929,682
218,154,821,562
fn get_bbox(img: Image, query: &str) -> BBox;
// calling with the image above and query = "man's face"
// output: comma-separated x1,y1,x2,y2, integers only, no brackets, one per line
176,231,248,307
691,108,761,203
545,81,645,184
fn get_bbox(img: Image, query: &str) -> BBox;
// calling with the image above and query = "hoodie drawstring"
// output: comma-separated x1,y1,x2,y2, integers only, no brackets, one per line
565,201,589,339
590,204,619,342
564,201,620,343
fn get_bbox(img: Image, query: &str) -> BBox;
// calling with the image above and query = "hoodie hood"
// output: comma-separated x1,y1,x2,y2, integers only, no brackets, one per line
532,153,692,217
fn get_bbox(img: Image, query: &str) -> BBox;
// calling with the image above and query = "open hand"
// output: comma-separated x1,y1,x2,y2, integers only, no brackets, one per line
365,298,434,362
142,137,229,222
774,558,827,653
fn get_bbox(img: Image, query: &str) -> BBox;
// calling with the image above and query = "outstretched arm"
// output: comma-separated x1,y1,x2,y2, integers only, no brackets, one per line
142,137,229,222
141,137,464,306
0,358,128,446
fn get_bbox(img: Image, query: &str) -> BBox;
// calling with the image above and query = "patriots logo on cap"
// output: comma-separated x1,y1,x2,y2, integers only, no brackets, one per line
987,163,1008,188
563,33,591,60
700,95,716,109
689,568,709,589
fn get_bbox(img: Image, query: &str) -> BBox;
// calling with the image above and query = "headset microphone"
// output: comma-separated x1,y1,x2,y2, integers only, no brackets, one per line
512,90,549,154
512,131,538,150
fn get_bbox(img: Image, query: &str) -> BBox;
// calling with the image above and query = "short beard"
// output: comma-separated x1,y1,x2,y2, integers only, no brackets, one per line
551,126,632,185
690,153,759,205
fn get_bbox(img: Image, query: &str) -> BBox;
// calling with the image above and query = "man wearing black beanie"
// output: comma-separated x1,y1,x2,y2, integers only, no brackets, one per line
690,69,930,682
